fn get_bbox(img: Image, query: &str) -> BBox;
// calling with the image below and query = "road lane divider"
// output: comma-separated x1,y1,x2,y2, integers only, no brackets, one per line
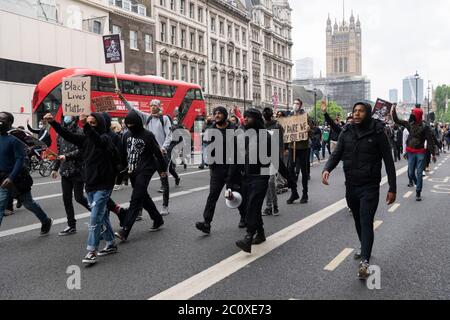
324,248,354,271
388,203,401,213
373,220,383,230
403,191,414,199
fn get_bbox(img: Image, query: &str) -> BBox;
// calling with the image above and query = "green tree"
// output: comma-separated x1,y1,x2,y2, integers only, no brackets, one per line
435,85,450,112
308,101,345,125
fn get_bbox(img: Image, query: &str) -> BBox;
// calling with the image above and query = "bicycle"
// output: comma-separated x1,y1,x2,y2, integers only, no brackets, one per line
27,148,56,178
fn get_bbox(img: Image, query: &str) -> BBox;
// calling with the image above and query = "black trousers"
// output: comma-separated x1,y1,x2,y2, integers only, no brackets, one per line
322,141,331,158
393,144,402,162
160,155,179,207
242,175,270,235
123,172,162,237
346,184,380,262
288,148,309,194
203,166,245,224
61,175,90,228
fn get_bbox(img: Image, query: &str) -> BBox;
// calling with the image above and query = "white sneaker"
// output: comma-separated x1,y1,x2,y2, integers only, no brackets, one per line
161,206,170,216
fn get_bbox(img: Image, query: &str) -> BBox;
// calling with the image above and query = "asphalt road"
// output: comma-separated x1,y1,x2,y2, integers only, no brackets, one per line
0,152,449,300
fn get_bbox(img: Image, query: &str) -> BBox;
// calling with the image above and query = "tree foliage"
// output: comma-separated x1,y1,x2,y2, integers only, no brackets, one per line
308,101,345,125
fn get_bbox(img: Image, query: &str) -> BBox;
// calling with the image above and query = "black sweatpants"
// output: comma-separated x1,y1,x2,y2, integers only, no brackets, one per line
203,165,245,224
61,175,90,228
123,172,162,237
288,148,309,194
242,175,270,235
345,184,380,262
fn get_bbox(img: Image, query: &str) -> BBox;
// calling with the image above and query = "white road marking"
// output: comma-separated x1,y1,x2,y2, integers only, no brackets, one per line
149,166,408,300
403,191,414,199
30,170,209,202
430,171,435,174
0,185,210,239
324,248,354,271
424,176,429,180
388,203,401,213
373,220,383,230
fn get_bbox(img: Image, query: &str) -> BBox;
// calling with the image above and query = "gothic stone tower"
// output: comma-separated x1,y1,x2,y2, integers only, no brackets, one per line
326,11,361,78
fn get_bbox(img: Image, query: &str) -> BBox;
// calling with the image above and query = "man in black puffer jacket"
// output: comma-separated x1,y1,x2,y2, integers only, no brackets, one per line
322,102,397,280
51,115,90,236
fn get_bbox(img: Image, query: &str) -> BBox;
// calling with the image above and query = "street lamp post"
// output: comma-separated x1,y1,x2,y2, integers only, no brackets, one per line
414,71,420,106
243,70,248,112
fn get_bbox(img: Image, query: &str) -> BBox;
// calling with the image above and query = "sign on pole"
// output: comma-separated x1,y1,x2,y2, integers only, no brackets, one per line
372,98,393,123
103,34,122,90
92,96,117,113
61,77,91,116
278,114,309,143
103,34,122,64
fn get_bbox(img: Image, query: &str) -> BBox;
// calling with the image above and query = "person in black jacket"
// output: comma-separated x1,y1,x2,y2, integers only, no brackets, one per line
234,108,271,253
114,111,168,242
195,106,244,234
322,102,397,280
51,115,90,236
44,112,117,265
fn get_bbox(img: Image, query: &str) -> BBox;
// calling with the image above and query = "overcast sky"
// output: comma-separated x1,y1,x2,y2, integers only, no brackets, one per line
290,0,450,101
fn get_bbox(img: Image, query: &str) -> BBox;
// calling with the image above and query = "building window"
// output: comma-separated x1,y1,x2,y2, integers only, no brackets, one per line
339,57,343,73
190,66,196,83
199,69,205,90
228,49,233,66
112,25,121,36
236,80,241,98
93,20,102,34
242,53,247,69
145,34,153,53
161,60,168,78
227,24,232,39
181,64,187,81
189,3,195,19
198,34,204,53
198,7,203,22
211,42,217,61
181,29,186,48
122,0,131,11
130,30,138,50
228,78,233,97
219,21,224,36
171,25,177,45
160,22,167,42
242,30,246,45
180,0,185,15
172,62,178,80
190,32,195,50
170,0,175,10
235,27,240,42
235,52,240,68
212,74,218,94
137,5,146,16
220,46,225,64
344,57,348,73
211,17,216,33
160,0,166,6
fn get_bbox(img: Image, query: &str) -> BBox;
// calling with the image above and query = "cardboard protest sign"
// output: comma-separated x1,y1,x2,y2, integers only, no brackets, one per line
62,77,91,116
278,114,309,143
372,98,393,123
103,34,122,64
92,96,116,113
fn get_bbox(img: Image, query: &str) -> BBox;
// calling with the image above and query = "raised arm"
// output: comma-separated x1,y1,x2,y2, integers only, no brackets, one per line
324,112,342,135
116,89,150,124
378,131,397,193
27,123,41,134
44,114,85,147
392,106,409,129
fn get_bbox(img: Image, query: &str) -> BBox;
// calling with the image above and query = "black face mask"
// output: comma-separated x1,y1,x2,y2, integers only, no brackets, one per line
126,125,141,135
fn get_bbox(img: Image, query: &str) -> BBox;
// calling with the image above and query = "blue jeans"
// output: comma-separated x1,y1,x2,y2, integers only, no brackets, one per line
0,188,49,227
86,190,114,252
407,153,425,193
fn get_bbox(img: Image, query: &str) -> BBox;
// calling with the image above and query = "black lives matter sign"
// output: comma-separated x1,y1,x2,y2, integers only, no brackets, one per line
62,77,91,116
103,34,122,64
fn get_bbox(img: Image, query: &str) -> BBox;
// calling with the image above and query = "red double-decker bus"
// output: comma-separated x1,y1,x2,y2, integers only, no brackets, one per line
32,68,206,151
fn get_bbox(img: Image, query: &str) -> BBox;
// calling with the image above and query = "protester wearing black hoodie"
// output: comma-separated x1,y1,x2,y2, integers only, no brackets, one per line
234,108,272,253
44,112,117,265
322,102,397,280
114,111,168,241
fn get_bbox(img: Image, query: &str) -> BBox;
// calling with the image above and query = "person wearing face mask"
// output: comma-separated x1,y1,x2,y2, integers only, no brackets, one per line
44,112,118,265
392,106,436,201
114,111,168,242
286,99,315,205
50,115,90,236
322,102,397,280
0,112,53,234
116,90,177,216
195,106,245,235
